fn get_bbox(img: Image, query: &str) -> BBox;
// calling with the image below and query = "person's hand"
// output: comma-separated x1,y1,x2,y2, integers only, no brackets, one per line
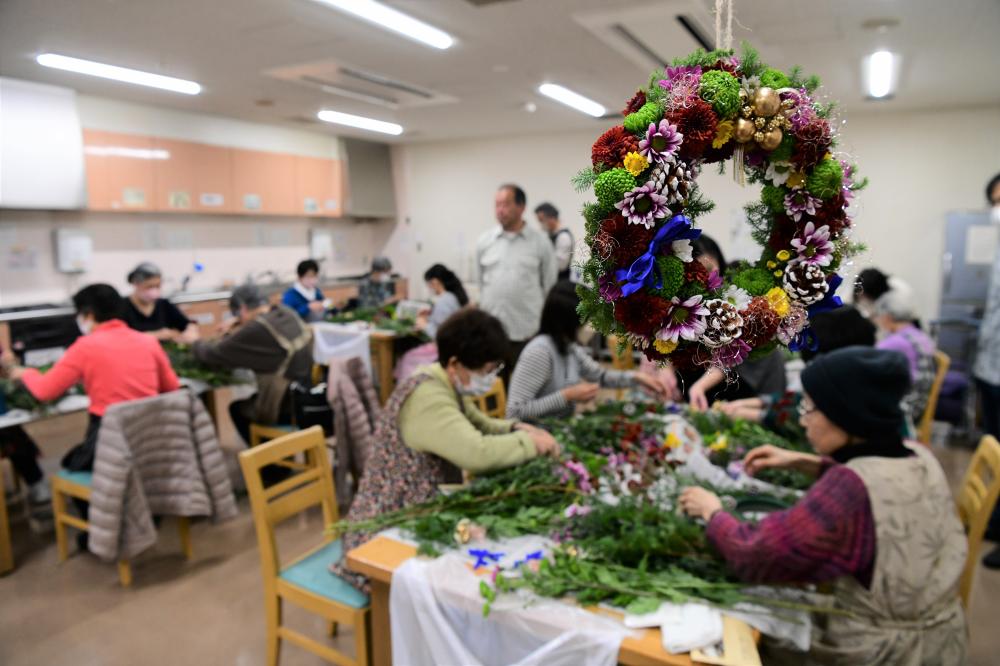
562,382,599,403
216,318,239,336
151,328,178,342
679,487,723,522
635,373,668,400
717,398,765,422
308,300,325,313
513,422,540,434
8,366,26,382
0,348,15,375
659,367,681,401
743,445,800,476
415,314,429,331
688,383,709,411
528,429,561,457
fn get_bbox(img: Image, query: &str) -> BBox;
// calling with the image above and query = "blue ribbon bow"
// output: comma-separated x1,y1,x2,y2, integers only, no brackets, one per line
513,550,544,569
469,548,505,570
807,274,844,316
614,215,701,298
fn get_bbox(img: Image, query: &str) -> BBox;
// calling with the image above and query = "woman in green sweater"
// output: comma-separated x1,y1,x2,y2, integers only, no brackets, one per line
332,308,560,591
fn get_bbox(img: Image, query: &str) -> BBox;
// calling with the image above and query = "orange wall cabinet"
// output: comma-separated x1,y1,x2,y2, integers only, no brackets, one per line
152,139,234,213
232,148,296,216
83,129,156,211
293,156,342,217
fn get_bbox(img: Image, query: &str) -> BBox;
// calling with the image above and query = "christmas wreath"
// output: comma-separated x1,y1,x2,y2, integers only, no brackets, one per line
576,44,866,370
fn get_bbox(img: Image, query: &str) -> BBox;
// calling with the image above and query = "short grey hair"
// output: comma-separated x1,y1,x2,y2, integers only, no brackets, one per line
127,262,161,284
873,289,916,322
371,256,392,273
230,284,266,314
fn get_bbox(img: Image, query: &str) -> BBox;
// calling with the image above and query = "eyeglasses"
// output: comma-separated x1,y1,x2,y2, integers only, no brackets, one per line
797,401,817,417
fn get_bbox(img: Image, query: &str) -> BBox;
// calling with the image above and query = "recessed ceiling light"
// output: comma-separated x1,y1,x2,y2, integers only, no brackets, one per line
538,83,605,118
36,53,201,95
863,50,897,99
317,109,403,135
524,102,537,113
311,0,454,50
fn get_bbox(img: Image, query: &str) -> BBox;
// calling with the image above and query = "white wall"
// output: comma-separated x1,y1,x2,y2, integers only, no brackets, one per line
390,105,1000,322
0,96,396,307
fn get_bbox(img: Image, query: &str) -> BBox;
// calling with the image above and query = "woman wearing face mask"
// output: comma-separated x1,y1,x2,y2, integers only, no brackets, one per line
356,256,399,310
282,259,329,322
330,308,560,591
506,281,667,421
417,263,468,338
122,262,199,343
679,347,967,664
7,284,179,474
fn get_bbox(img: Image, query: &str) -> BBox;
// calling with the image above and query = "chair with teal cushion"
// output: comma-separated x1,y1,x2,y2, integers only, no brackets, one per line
56,469,93,487
279,540,369,609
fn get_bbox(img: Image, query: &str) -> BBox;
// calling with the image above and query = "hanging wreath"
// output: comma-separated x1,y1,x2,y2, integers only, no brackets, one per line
576,44,866,370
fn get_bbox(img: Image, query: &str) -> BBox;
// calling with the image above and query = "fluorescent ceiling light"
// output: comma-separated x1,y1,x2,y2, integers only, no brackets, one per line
317,109,403,135
84,146,170,160
36,53,201,95
312,0,453,50
864,50,896,99
538,83,606,117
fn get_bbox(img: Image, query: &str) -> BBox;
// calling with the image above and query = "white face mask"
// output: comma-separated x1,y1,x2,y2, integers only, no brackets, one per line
456,366,502,396
141,287,161,303
76,315,94,335
990,205,1000,226
300,276,319,290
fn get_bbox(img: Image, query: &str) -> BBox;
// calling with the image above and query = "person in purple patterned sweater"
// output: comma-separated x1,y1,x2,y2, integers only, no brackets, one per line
680,347,967,664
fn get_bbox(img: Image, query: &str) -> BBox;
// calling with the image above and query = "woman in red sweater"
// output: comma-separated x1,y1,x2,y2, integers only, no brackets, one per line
679,347,967,664
9,284,179,472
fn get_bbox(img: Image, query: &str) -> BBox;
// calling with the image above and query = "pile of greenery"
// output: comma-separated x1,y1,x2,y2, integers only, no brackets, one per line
0,364,78,414
326,305,426,339
163,343,246,387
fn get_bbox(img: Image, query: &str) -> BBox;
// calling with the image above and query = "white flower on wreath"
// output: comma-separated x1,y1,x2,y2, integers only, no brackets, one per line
672,239,694,263
765,161,794,186
721,285,752,311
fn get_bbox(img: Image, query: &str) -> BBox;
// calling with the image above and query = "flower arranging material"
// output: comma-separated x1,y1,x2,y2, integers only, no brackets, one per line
326,305,426,339
163,343,246,388
0,365,80,414
576,43,867,372
330,401,828,622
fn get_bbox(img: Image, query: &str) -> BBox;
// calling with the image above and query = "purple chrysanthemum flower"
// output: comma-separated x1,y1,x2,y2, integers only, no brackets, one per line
706,269,723,291
714,339,751,369
784,190,821,223
783,88,819,131
790,222,834,267
658,65,702,90
656,295,709,343
639,120,683,165
562,460,593,494
840,159,855,203
598,275,622,302
563,503,592,519
614,182,670,229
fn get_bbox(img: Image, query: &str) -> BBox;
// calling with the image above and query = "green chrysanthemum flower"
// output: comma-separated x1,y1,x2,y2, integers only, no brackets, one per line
623,102,663,134
768,133,796,163
731,266,777,296
760,68,791,90
653,256,686,300
699,70,741,119
761,185,787,214
806,158,844,200
594,168,637,209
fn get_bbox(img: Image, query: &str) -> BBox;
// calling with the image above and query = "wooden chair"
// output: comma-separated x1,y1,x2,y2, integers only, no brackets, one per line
50,470,192,586
249,363,327,449
238,426,370,666
606,335,636,372
917,350,951,445
955,434,1000,608
472,377,507,419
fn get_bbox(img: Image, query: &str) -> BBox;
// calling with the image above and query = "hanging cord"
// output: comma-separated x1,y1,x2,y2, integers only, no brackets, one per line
714,0,734,50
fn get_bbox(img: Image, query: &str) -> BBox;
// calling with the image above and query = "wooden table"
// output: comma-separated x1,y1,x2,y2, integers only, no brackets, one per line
346,535,759,666
368,331,397,404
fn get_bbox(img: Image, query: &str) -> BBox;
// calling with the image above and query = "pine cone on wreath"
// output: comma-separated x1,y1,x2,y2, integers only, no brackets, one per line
699,300,744,348
647,158,693,207
782,262,829,305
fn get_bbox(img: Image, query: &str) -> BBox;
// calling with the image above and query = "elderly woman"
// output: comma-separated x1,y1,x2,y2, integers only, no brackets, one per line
506,281,667,421
122,262,199,342
332,308,560,591
679,346,967,664
356,256,399,310
874,289,937,421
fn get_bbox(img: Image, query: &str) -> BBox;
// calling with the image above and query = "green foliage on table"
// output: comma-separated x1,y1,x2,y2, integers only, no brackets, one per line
163,342,244,387
0,364,78,414
325,305,427,340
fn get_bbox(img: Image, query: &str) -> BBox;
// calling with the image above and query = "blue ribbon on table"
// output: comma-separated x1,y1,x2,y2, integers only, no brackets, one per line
469,548,505,570
513,550,544,569
614,215,701,297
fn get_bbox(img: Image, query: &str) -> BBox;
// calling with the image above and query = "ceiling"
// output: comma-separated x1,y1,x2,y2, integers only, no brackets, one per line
1,0,998,143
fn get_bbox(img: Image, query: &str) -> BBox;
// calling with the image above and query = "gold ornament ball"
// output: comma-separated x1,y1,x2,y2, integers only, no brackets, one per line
734,118,756,143
754,130,765,144
760,128,784,151
753,87,781,117
754,116,767,129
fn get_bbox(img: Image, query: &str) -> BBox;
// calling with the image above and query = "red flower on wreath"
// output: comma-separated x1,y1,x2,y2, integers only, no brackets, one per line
614,292,670,339
812,194,851,238
592,126,639,168
791,117,832,170
622,89,647,116
767,214,798,252
601,213,655,266
740,297,781,347
684,260,710,286
667,99,718,161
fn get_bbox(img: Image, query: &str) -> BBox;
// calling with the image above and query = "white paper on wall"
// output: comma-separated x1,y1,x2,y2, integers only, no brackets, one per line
965,225,999,265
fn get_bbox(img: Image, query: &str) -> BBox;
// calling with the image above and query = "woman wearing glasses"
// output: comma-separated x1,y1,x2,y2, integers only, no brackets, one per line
679,346,966,664
331,308,560,592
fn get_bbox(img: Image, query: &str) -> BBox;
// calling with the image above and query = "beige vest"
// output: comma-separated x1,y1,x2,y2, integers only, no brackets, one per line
253,313,313,423
810,444,968,665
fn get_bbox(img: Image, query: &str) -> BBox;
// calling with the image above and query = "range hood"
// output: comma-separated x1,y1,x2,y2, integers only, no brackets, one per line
0,77,87,210
341,138,397,219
